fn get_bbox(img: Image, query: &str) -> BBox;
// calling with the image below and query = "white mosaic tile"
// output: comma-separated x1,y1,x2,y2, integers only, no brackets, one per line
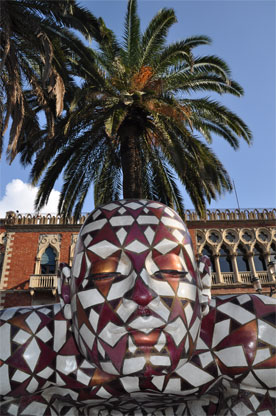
26,312,41,333
149,355,170,366
161,217,185,230
0,364,11,395
164,377,181,392
117,299,137,322
37,366,54,379
26,377,39,393
177,282,196,301
199,351,214,368
96,387,112,398
56,355,77,375
84,234,93,247
176,362,214,387
80,323,95,349
128,336,137,354
164,317,186,346
148,298,169,321
155,332,166,352
23,338,41,372
137,216,159,225
217,303,255,324
189,317,201,341
258,319,276,346
92,209,101,220
88,240,120,259
54,320,67,352
122,357,146,374
116,228,127,245
88,309,99,335
78,288,104,308
125,202,143,210
107,274,134,301
12,370,30,383
7,403,18,416
0,324,10,360
120,376,139,393
154,239,178,255
172,229,185,243
212,319,231,348
97,340,106,358
76,369,91,385
82,219,107,235
151,375,165,391
125,240,148,253
36,326,53,343
214,346,247,367
149,276,174,297
99,321,126,346
254,369,276,388
110,216,134,227
253,348,271,365
237,294,251,305
144,227,155,244
100,361,119,375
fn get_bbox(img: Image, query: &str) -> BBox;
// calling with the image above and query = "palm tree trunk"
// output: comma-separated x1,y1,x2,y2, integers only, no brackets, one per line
120,125,143,199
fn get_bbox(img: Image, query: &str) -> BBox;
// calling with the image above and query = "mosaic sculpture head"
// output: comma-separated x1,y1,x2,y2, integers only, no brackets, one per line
61,200,207,377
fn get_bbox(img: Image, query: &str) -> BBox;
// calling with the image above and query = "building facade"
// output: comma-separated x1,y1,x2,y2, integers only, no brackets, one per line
0,208,275,309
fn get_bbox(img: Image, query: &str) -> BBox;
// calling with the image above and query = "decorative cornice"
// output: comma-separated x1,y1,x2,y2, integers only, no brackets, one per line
1,208,275,226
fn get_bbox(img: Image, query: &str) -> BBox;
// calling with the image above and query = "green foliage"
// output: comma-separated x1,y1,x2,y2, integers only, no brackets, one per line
21,0,251,218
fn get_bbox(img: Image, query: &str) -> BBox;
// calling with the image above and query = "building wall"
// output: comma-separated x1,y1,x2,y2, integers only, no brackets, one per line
0,209,275,308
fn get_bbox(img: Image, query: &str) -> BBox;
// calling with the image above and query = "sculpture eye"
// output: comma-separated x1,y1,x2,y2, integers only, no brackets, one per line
88,272,122,281
154,270,188,280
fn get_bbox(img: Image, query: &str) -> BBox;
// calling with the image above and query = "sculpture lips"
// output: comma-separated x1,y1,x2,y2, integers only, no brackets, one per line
128,316,165,333
131,330,161,346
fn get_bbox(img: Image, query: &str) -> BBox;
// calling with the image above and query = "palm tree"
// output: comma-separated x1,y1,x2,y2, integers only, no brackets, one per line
30,0,252,218
0,0,103,161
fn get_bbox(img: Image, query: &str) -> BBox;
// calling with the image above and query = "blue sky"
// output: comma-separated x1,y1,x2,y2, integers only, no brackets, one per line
0,0,275,215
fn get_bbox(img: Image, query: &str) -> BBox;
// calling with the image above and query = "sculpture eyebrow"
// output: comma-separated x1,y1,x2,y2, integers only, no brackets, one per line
87,272,122,280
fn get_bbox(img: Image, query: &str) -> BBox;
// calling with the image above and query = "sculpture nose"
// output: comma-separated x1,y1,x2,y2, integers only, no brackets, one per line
127,277,155,307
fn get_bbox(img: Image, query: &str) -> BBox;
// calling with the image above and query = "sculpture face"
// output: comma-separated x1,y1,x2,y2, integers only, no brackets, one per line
70,200,202,376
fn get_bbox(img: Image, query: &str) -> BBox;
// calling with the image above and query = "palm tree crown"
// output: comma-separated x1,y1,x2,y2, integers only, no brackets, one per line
30,0,252,218
0,0,103,161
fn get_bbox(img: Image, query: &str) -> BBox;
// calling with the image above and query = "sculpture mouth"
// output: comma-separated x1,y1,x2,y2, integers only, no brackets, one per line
129,329,163,346
127,316,165,333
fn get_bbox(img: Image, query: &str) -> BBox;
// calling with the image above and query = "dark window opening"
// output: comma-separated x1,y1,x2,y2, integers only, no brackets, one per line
219,245,233,273
253,244,266,271
41,247,56,274
202,245,216,272
236,244,250,272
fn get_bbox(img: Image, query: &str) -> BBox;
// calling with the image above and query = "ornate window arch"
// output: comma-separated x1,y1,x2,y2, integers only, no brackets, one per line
34,234,61,275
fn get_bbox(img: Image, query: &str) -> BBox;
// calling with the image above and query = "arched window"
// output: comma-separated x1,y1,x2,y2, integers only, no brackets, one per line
219,245,233,273
253,244,266,271
41,247,56,274
236,244,250,272
202,245,216,272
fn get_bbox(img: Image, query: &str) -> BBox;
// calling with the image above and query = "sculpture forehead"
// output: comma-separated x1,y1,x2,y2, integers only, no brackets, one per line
79,200,190,246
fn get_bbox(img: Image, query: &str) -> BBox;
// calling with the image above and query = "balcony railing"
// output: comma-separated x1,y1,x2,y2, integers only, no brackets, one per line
29,274,58,295
212,271,271,286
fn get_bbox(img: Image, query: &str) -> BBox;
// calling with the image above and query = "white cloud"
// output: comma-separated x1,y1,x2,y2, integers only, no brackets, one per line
0,179,60,217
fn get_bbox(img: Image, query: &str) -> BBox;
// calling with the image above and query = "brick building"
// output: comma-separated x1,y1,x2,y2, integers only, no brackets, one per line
0,208,275,309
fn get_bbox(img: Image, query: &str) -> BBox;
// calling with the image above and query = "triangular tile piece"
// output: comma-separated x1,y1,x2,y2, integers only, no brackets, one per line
100,335,128,373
